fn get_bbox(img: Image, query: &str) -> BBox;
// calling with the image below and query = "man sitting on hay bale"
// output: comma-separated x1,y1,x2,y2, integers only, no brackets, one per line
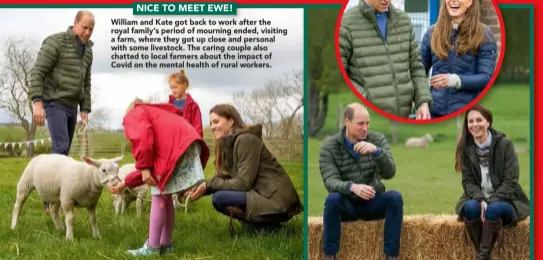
319,103,402,260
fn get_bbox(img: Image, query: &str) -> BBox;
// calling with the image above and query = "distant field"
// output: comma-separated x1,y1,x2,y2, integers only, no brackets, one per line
307,84,532,216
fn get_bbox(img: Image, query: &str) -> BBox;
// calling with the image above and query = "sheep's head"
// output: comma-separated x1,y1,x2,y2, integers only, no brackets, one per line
81,155,124,186
424,133,434,142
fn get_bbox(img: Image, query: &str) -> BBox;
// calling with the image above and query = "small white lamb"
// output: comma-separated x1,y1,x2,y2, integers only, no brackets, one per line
404,133,434,148
112,163,147,215
11,154,123,241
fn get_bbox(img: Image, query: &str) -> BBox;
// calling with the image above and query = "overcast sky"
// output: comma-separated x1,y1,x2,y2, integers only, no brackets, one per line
0,8,303,129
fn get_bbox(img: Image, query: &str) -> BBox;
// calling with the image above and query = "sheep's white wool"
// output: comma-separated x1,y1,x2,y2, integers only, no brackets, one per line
112,163,148,215
11,153,123,241
405,133,434,148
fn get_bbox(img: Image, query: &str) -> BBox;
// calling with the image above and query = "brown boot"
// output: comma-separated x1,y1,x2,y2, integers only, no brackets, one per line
477,220,502,260
464,218,483,253
225,206,245,237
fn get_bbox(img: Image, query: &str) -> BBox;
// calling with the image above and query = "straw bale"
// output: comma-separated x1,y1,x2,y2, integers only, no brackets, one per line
308,215,529,260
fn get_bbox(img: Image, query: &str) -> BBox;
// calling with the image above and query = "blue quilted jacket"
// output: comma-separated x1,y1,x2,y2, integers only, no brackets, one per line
420,25,497,117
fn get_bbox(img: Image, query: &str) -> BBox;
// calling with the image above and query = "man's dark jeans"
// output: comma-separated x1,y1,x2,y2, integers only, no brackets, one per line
43,101,78,208
322,191,404,257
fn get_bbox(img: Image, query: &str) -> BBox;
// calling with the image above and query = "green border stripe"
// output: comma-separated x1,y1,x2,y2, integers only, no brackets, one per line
0,4,342,8
530,4,534,259
303,7,308,260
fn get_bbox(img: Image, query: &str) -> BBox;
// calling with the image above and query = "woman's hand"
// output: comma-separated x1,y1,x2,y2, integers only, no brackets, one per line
109,181,126,194
480,200,488,223
429,74,449,88
141,169,156,186
189,182,207,201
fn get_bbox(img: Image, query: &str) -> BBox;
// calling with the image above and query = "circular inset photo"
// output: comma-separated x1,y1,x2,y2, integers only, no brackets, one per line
335,0,505,124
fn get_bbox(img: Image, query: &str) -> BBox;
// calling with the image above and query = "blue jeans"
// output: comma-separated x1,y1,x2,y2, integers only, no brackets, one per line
463,199,515,224
212,191,248,220
45,101,78,156
211,190,290,225
322,191,404,256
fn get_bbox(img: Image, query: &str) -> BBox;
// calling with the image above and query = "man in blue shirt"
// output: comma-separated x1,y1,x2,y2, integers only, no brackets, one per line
339,0,432,119
319,103,402,260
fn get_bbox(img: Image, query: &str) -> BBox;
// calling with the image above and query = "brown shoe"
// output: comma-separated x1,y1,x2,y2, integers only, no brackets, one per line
464,218,483,253
225,206,245,237
477,219,502,260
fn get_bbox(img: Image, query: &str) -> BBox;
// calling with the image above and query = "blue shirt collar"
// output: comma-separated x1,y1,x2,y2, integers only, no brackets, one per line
364,1,388,15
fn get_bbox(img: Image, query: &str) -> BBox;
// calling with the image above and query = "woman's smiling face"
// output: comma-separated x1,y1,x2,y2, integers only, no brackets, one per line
446,0,473,22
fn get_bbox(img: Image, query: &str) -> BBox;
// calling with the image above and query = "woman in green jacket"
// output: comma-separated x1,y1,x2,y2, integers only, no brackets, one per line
454,104,530,259
190,104,303,235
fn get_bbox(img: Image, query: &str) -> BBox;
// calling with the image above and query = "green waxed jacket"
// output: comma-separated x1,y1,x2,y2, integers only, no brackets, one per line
455,129,530,224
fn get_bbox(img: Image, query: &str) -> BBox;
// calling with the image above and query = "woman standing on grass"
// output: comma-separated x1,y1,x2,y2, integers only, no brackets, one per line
189,104,303,236
420,0,497,118
109,98,210,256
454,104,530,259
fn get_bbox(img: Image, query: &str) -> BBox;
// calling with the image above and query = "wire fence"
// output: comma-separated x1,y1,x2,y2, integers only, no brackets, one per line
60,131,305,163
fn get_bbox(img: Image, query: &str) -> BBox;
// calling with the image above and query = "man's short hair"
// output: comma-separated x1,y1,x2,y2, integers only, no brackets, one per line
75,10,94,23
344,106,355,121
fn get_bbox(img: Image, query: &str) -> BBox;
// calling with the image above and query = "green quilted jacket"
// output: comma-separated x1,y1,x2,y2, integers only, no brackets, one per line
29,26,93,113
319,128,396,197
339,2,432,117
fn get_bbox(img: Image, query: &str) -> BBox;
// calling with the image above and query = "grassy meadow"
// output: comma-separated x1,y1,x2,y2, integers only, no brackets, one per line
308,84,532,216
0,153,304,259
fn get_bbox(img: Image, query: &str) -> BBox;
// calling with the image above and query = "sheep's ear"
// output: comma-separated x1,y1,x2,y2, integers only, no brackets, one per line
111,155,124,163
81,156,101,168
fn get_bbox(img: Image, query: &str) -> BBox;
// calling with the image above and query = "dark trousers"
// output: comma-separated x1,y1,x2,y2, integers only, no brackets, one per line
212,191,248,220
322,191,404,257
45,101,78,155
43,101,78,208
211,190,289,225
463,199,515,224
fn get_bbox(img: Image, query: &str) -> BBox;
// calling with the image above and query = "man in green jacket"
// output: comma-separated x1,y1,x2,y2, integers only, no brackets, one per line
319,103,403,260
339,0,432,119
29,10,95,213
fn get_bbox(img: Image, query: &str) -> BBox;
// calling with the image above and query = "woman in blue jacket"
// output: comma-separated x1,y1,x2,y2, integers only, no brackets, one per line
420,0,497,118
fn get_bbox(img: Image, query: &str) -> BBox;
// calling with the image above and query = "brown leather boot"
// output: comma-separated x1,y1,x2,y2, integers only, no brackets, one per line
225,206,245,237
477,220,502,260
464,218,483,253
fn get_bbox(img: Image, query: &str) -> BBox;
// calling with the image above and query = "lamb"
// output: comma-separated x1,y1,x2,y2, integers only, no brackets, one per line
11,154,123,241
404,133,434,148
112,163,147,215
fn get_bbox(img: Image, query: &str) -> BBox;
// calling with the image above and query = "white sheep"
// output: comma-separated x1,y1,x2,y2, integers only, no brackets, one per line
112,163,147,215
404,133,434,148
11,154,123,241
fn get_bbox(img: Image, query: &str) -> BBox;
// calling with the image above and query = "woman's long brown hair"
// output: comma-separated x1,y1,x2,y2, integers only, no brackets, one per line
454,104,493,173
431,0,490,59
210,104,246,175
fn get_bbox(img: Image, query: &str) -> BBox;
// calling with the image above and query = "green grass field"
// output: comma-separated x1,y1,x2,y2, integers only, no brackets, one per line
0,154,304,260
308,84,532,216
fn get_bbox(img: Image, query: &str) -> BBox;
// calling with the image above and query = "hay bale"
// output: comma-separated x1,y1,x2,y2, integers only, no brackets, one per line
308,215,529,260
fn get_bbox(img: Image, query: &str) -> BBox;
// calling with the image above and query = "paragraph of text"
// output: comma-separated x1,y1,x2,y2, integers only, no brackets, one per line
109,18,289,69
